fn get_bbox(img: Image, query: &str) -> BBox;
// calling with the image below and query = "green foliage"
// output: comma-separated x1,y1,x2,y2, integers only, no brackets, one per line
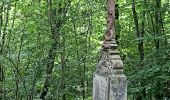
0,0,170,100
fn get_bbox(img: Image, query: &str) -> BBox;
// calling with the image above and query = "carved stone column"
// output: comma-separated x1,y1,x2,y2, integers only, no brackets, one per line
93,0,127,100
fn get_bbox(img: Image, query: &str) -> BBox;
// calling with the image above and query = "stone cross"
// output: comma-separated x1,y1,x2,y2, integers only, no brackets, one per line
93,0,127,100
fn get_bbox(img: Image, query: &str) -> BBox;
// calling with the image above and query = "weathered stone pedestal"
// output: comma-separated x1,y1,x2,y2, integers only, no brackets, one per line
93,40,127,100
93,74,127,100
109,74,127,100
93,74,109,100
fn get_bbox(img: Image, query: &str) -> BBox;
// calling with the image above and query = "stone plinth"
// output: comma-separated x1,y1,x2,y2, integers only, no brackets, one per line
109,74,127,100
93,74,109,100
93,73,127,100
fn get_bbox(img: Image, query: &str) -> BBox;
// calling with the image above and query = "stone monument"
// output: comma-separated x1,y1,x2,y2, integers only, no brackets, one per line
93,0,127,100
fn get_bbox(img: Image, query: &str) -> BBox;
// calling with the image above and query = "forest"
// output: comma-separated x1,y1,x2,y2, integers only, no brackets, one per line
0,0,170,100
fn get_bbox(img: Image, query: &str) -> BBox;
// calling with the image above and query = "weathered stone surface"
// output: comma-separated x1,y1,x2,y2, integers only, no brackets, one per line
93,73,127,100
93,74,109,100
109,74,127,100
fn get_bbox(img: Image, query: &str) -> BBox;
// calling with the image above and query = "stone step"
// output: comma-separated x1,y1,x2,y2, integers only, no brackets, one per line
109,50,120,55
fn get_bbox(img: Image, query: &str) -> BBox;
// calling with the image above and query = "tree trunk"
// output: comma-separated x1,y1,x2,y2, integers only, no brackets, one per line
0,3,4,100
61,37,66,100
132,0,146,99
0,2,10,99
132,0,145,62
115,0,120,44
40,0,71,99
154,0,161,50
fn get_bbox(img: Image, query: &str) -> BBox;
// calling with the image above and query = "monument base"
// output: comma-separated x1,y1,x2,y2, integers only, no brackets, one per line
93,73,127,100
109,74,127,100
93,74,109,100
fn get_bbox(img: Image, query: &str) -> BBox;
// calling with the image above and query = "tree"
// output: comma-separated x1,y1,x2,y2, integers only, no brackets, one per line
0,0,169,99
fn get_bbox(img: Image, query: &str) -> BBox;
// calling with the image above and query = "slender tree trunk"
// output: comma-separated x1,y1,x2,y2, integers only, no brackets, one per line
72,17,82,98
7,1,17,49
0,2,10,99
40,0,59,99
132,0,146,99
82,58,86,100
61,36,66,100
132,1,142,99
0,3,4,100
154,1,164,93
140,0,146,61
15,36,24,99
82,25,88,100
132,0,145,62
154,0,161,50
115,0,120,44
141,0,146,99
40,0,71,99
